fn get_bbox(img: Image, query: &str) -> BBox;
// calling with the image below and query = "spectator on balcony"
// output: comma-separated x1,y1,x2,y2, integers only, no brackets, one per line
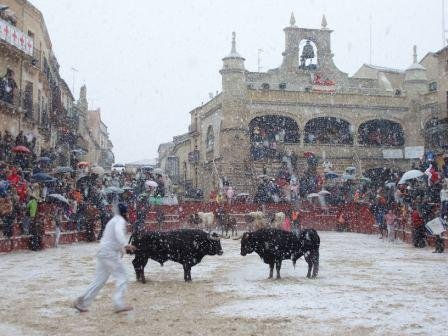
0,69,17,104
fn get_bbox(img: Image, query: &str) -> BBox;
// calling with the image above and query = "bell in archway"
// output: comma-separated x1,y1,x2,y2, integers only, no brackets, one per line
301,40,315,60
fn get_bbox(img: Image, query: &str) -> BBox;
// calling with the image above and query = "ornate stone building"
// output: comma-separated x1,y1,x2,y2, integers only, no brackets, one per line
0,0,114,169
159,14,444,199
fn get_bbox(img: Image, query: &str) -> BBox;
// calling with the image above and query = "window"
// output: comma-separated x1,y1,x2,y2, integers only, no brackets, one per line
261,83,270,90
279,83,286,90
206,126,214,151
429,82,437,92
23,82,33,119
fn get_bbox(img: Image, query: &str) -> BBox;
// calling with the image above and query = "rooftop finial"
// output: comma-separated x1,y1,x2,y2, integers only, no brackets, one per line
290,12,296,26
321,14,328,29
231,31,236,54
413,45,417,64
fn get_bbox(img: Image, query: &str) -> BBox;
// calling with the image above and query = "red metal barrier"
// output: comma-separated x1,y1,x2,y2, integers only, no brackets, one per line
5,200,440,254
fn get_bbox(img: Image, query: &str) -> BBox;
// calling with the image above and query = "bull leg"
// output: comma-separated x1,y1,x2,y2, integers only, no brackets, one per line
269,263,274,279
275,260,282,279
183,264,192,282
305,255,312,278
311,251,319,278
132,255,148,283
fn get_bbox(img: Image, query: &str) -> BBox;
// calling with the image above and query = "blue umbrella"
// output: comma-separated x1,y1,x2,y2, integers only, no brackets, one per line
0,180,9,196
37,156,51,163
104,186,124,194
54,166,74,174
325,172,339,179
32,172,54,182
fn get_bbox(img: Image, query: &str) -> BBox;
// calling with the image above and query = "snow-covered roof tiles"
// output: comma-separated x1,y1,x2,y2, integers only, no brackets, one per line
364,64,404,74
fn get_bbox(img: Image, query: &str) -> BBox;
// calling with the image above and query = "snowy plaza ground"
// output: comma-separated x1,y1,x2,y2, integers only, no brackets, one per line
0,231,447,336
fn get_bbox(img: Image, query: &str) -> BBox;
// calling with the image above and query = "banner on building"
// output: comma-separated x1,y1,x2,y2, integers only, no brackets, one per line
0,18,34,56
382,149,403,159
404,146,424,159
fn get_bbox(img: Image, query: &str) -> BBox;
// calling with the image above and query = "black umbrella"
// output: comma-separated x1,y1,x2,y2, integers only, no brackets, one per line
32,172,55,182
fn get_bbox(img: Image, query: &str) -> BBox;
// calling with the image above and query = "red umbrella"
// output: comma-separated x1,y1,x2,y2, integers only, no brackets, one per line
78,161,90,168
304,151,315,158
12,145,31,154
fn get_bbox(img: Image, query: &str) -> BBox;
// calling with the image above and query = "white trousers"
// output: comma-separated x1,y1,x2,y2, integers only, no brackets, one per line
54,227,61,247
387,225,395,242
77,255,128,309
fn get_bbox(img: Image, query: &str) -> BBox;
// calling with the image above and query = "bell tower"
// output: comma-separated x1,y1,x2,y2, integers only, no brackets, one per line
281,13,335,73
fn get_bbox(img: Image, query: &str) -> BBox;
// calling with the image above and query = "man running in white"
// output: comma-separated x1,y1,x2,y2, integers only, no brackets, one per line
74,203,136,313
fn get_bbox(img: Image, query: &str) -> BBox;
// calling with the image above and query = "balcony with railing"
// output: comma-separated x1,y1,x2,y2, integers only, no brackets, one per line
0,18,34,57
0,87,21,114
188,150,200,164
32,48,41,68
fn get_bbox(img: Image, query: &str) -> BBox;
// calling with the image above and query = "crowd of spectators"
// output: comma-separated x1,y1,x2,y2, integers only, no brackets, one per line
0,140,167,251
249,152,448,252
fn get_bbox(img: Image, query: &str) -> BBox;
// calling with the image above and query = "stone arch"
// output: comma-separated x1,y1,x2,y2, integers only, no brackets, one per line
248,109,303,129
358,119,404,147
205,125,214,151
248,115,300,160
249,115,300,144
424,117,447,149
304,117,353,145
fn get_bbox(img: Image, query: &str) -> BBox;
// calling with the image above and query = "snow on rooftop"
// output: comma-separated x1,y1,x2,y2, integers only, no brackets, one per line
364,64,404,74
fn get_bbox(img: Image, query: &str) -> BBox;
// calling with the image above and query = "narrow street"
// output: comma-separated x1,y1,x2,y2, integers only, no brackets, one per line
0,231,447,336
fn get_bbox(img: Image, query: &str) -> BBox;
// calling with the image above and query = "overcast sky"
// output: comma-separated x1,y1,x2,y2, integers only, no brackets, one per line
30,0,442,163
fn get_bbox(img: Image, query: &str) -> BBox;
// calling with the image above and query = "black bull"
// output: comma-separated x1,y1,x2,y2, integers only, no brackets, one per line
129,229,223,282
241,228,320,279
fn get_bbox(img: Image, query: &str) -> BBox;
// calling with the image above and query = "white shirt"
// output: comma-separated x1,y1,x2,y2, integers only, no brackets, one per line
97,215,127,258
441,189,448,202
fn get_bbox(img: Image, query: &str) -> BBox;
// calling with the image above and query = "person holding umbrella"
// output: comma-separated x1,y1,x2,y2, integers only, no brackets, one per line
74,203,136,313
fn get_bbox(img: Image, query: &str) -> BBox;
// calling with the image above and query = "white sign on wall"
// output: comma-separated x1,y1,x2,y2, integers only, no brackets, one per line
0,18,34,56
382,149,403,159
404,146,424,159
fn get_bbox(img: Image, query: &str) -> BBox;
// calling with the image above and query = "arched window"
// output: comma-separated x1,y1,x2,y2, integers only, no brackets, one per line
206,126,214,151
249,115,300,160
304,117,353,145
358,120,404,147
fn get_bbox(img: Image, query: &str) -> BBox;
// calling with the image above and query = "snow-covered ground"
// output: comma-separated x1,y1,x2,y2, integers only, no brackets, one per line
0,232,447,336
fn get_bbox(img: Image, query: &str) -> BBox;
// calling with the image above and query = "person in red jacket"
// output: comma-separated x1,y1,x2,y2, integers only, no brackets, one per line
411,206,426,248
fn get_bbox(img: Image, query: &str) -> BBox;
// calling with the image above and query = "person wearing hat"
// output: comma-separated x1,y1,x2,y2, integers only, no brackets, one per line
74,203,136,313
